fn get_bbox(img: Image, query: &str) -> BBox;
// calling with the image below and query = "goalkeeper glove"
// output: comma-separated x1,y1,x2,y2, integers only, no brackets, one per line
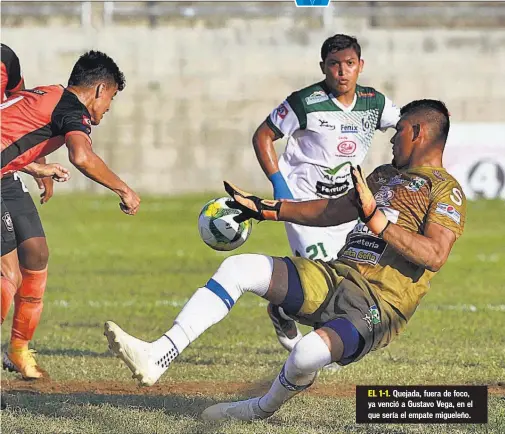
224,181,282,223
351,165,390,236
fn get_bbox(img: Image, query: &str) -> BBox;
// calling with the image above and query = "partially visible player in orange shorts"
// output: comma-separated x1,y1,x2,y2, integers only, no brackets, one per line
1,49,141,379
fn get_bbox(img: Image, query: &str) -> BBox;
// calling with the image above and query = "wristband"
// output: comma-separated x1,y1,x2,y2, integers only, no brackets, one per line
377,220,391,239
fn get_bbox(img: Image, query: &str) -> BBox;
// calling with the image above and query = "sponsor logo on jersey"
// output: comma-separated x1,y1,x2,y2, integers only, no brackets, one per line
435,203,461,224
315,179,349,197
433,170,446,181
406,176,427,192
341,233,387,269
374,186,394,206
357,91,376,98
318,119,335,130
337,140,356,156
387,174,404,186
82,115,92,127
378,177,388,184
2,212,14,232
304,90,329,105
275,103,289,120
25,88,47,95
341,124,359,134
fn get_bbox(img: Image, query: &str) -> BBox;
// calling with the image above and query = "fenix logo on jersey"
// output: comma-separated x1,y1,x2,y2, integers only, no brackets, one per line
294,0,330,6
341,124,359,134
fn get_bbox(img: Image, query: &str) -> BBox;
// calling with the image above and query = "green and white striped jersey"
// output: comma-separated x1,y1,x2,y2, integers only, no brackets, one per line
267,81,400,198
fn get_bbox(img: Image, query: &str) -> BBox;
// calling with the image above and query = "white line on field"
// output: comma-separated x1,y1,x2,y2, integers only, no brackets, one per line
47,299,505,312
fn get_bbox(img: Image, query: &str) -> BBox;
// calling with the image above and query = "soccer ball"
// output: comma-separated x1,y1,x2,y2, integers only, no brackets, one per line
198,197,252,251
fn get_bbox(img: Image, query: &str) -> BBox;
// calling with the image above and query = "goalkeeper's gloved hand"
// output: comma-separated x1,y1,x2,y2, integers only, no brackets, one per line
224,181,282,223
351,165,389,236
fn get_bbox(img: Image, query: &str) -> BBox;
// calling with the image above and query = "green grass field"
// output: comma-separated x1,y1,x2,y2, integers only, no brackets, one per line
1,194,504,434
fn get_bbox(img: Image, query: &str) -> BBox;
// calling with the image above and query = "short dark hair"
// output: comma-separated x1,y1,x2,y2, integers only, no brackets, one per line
68,50,126,91
401,99,450,143
321,34,361,61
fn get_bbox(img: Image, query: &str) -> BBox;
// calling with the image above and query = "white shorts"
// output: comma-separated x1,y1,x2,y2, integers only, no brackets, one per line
279,158,357,261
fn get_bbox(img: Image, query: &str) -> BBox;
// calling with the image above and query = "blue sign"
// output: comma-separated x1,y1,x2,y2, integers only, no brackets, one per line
294,0,331,6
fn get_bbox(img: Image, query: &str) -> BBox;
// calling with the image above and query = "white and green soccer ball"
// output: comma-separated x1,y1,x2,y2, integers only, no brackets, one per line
198,197,252,251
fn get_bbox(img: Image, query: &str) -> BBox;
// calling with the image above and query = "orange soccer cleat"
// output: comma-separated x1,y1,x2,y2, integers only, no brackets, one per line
2,347,45,380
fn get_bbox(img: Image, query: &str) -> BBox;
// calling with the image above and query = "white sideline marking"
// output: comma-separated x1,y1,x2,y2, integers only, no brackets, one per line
48,299,505,312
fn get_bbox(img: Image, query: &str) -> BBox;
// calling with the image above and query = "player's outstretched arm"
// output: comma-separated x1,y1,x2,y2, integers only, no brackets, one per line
66,134,140,215
351,165,456,272
224,181,358,227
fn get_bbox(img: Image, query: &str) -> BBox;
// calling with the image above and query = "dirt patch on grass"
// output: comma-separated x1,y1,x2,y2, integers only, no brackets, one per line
2,379,503,398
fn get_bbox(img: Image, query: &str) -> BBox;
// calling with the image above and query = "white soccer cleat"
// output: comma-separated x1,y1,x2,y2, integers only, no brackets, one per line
201,397,274,422
267,304,303,352
104,321,173,386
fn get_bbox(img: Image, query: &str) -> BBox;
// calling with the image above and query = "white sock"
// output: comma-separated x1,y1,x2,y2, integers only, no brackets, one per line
259,331,332,413
153,254,273,361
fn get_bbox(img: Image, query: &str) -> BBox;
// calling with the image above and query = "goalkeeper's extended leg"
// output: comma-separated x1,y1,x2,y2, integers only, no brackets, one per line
201,330,334,421
105,254,286,386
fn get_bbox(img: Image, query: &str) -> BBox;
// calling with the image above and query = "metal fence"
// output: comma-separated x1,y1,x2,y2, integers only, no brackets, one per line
2,1,505,28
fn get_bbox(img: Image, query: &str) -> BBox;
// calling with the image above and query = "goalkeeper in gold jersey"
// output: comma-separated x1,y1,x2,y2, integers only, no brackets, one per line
104,99,466,421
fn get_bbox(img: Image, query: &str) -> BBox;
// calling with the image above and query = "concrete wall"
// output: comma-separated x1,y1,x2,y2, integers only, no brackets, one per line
3,19,505,194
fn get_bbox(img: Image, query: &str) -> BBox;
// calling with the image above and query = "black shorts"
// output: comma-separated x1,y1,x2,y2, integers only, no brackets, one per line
1,174,45,246
1,196,17,256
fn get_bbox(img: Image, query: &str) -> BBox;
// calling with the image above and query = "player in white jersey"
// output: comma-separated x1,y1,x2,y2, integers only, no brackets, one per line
252,34,400,351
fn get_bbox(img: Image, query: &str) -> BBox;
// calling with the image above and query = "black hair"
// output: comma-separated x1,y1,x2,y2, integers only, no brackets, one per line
321,34,361,61
68,50,125,91
401,99,450,143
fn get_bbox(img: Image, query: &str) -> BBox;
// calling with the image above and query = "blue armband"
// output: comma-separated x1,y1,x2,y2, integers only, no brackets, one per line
269,171,294,200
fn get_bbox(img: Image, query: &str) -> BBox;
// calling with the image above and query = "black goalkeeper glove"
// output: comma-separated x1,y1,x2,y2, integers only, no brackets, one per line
224,181,282,223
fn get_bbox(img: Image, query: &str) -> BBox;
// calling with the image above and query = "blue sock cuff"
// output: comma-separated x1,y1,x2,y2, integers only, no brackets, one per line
205,278,235,311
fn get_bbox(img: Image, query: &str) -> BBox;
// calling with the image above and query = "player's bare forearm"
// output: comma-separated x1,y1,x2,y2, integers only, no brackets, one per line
382,222,455,272
21,162,45,177
66,135,128,196
253,121,280,178
71,152,128,196
279,194,358,227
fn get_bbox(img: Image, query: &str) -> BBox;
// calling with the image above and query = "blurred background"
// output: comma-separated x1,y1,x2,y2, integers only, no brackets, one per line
2,1,505,198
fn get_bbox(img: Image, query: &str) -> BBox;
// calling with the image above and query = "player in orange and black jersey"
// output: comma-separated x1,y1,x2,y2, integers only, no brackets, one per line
1,43,25,101
1,43,61,381
1,50,140,380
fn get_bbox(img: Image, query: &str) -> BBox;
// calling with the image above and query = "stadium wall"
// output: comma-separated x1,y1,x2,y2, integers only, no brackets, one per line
3,22,505,194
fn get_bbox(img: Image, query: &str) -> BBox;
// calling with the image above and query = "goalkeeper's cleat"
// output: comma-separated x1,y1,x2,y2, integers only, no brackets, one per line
2,348,45,380
104,321,175,386
201,397,274,421
267,304,303,352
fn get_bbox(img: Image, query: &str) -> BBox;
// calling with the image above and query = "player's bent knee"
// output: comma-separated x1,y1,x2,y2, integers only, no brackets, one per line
18,237,49,271
289,332,332,374
212,254,273,298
